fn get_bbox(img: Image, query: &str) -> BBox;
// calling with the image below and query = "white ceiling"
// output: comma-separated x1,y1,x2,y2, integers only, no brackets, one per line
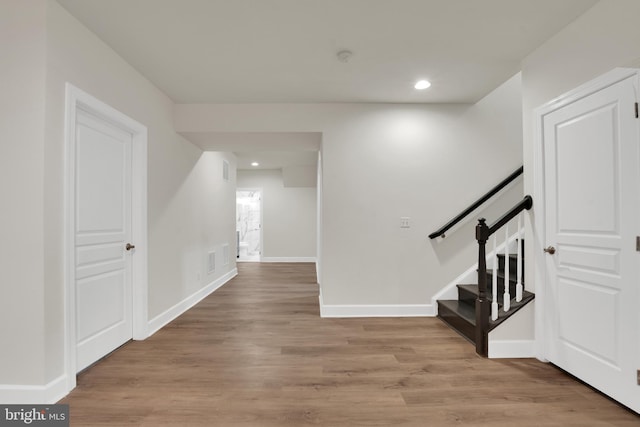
55,0,598,170
56,0,598,104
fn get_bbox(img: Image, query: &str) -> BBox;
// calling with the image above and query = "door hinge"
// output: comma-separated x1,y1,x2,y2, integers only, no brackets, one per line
636,236,640,252
635,102,639,118
637,369,640,385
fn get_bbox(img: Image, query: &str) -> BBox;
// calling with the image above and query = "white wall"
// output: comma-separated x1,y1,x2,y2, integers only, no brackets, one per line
46,0,237,379
1,0,237,398
237,169,317,260
0,0,47,386
176,73,524,313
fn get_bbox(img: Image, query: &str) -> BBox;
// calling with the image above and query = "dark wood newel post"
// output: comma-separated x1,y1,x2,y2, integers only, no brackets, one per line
475,218,490,357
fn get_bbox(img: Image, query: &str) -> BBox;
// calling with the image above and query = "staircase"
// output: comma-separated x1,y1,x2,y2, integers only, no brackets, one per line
437,242,535,344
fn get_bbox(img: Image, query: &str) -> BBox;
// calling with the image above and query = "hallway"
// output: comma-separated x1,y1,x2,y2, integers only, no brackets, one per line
60,263,638,426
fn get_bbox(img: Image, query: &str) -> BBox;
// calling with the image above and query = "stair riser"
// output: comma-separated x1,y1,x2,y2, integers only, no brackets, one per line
458,286,480,305
458,285,508,306
437,304,475,343
484,272,520,296
497,256,523,276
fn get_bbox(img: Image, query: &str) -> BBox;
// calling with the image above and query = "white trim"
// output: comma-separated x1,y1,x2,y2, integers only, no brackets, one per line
0,375,68,404
147,268,238,336
532,68,639,362
320,302,435,318
431,264,478,304
260,257,317,263
488,340,535,359
64,83,148,394
316,150,323,289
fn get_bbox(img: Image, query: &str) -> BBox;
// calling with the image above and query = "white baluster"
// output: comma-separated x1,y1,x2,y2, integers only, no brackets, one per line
516,214,523,302
491,235,498,321
503,224,511,312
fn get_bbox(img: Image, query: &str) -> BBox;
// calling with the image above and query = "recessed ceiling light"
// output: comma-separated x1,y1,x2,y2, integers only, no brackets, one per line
251,162,259,167
414,80,431,90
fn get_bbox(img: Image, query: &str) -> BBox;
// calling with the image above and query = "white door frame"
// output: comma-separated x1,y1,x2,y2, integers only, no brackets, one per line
532,67,640,361
64,83,148,392
236,188,263,261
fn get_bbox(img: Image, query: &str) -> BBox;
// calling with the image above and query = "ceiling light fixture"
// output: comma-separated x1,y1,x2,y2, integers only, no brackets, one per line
414,80,431,90
251,162,259,167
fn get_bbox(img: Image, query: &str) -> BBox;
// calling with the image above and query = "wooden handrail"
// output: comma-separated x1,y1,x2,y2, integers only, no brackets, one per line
429,166,523,239
475,195,532,357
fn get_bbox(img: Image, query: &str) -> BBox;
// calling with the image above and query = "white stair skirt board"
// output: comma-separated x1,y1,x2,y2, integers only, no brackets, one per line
147,268,238,337
0,375,67,405
488,302,535,358
260,257,317,263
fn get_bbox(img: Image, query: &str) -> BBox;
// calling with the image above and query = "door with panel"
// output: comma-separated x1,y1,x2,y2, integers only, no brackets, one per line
542,72,640,412
74,108,134,372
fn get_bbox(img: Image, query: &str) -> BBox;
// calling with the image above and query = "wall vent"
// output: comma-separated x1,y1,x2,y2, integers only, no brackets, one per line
222,160,230,182
208,251,216,274
222,244,230,266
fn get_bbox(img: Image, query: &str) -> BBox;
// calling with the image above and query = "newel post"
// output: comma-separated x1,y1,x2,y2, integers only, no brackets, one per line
475,218,490,357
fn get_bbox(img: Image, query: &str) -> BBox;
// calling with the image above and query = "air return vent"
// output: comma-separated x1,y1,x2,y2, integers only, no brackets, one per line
207,251,216,274
222,160,230,182
222,244,230,266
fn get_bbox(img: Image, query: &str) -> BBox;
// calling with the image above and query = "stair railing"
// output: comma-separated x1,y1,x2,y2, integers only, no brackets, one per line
429,166,523,239
475,195,532,357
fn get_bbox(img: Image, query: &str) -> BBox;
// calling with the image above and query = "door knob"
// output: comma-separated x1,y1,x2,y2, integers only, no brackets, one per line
125,243,136,251
544,246,556,255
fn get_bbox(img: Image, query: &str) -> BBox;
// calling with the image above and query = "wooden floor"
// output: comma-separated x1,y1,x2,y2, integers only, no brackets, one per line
61,263,638,426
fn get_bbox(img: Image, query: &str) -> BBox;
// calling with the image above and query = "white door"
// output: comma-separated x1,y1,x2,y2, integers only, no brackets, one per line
75,109,133,372
542,73,640,412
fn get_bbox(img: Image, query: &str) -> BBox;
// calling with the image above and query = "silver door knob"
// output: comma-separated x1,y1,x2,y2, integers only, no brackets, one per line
544,246,556,255
125,243,136,251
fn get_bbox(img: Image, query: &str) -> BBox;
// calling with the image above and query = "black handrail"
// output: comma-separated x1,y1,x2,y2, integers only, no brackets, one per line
487,195,533,236
428,166,523,239
474,195,533,357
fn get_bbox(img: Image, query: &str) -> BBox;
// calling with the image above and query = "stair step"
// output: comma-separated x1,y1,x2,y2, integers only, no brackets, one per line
437,300,475,343
457,284,534,306
496,253,523,275
484,270,521,295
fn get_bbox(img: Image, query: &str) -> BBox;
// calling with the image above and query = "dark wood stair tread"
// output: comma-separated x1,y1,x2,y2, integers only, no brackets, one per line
457,284,533,303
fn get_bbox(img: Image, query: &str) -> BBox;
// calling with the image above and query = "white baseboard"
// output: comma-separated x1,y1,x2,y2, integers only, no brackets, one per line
0,375,68,404
260,257,317,263
147,268,238,336
488,340,535,358
319,298,435,318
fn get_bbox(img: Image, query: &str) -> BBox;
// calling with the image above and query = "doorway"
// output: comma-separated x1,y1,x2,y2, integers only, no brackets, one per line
236,189,262,261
